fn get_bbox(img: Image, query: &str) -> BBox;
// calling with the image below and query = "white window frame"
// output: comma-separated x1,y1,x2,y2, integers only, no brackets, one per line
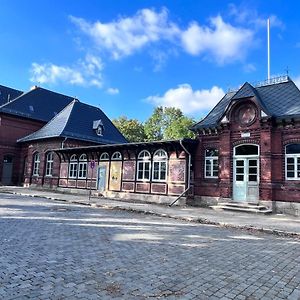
152,149,167,182
137,150,151,181
100,152,109,161
285,144,300,180
33,153,40,176
205,149,218,178
78,154,87,179
45,152,54,177
112,151,122,160
69,154,78,179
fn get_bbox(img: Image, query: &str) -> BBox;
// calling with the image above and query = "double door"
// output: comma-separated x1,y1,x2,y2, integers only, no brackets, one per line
233,158,259,202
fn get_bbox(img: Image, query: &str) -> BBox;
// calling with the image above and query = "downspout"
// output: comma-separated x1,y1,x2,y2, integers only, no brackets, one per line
61,137,68,149
169,139,191,207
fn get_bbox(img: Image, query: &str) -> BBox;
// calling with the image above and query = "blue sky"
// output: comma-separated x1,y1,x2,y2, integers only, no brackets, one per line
1,0,300,122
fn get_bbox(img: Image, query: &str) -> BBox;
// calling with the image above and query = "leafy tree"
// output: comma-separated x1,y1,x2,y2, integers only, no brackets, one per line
112,116,146,142
144,106,195,140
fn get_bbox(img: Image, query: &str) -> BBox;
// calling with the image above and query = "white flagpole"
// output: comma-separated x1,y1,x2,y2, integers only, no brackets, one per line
267,18,271,80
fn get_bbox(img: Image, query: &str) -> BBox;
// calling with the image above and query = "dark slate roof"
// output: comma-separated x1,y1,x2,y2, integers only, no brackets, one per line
0,84,23,106
0,86,74,122
191,78,300,130
18,100,128,145
191,92,235,129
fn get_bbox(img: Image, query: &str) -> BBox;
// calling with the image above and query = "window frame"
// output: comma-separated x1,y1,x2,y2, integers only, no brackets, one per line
111,151,122,161
204,148,219,179
78,154,87,179
33,153,40,176
285,144,300,180
100,152,109,161
69,154,78,179
152,149,167,182
137,150,151,181
45,152,54,177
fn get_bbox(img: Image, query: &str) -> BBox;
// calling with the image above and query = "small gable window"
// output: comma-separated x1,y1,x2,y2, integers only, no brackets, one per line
45,152,54,176
33,153,40,176
112,152,122,160
152,149,167,181
100,152,109,161
78,154,87,179
93,120,104,137
205,148,219,178
137,150,151,181
69,154,78,178
286,144,300,180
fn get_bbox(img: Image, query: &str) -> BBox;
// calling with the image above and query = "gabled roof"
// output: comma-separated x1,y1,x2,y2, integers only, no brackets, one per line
0,86,74,122
0,84,23,106
18,100,128,145
191,77,300,131
231,82,257,100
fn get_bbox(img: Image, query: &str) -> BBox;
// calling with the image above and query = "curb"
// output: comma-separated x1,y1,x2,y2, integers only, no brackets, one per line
1,190,299,239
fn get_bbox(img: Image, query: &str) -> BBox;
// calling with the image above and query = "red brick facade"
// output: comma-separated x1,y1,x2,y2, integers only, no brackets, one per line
193,98,300,204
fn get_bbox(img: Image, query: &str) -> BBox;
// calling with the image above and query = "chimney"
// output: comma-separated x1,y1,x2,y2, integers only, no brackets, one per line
30,85,38,90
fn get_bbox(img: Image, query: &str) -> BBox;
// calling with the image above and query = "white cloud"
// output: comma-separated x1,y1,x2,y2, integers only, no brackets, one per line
243,63,256,73
30,54,103,87
70,8,180,60
106,87,119,95
228,4,284,30
146,84,225,114
70,9,255,66
181,16,254,64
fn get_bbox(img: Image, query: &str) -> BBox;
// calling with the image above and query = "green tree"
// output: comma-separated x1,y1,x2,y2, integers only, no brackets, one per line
112,116,146,142
144,106,195,141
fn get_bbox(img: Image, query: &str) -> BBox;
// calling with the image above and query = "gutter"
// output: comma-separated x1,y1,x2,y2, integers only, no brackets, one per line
61,137,68,149
169,139,191,207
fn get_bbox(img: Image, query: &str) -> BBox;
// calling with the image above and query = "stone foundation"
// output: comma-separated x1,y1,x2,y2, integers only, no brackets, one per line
101,191,186,206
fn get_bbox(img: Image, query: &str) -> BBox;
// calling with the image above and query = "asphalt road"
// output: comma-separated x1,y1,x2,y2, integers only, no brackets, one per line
0,193,299,299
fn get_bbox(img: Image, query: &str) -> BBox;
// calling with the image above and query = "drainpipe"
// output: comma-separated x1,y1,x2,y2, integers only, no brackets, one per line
61,137,68,149
169,139,191,207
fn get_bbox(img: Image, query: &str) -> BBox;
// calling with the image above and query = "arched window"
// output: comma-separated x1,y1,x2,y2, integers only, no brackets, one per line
286,144,300,180
45,152,54,176
137,150,151,181
78,154,87,179
152,149,167,181
112,152,122,160
205,148,219,178
69,154,78,178
33,153,40,176
100,152,109,161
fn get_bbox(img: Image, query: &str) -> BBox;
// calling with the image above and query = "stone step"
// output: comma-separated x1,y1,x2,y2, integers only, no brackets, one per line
211,204,273,215
223,202,268,210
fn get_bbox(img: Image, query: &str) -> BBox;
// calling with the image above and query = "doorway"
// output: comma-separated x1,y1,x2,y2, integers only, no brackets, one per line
233,145,259,202
2,155,13,185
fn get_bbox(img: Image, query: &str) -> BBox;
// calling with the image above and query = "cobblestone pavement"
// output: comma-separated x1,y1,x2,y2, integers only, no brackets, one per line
0,194,299,300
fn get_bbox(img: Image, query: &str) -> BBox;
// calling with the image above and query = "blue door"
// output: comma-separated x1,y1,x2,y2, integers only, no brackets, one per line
97,165,107,192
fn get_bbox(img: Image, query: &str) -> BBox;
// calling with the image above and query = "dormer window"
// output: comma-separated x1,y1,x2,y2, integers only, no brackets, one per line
93,120,104,136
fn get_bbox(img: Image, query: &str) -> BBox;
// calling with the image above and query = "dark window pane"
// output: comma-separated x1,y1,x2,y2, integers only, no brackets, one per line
235,145,258,156
213,171,218,177
286,144,300,154
236,175,244,181
287,165,294,170
236,160,244,166
249,175,257,181
287,172,294,178
287,157,294,164
249,160,257,166
249,167,257,174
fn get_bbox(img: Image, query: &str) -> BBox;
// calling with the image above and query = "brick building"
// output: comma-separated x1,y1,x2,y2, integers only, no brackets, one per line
1,76,300,214
191,76,300,214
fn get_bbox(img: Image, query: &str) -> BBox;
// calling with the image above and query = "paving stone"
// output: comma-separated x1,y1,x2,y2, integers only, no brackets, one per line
0,193,299,299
